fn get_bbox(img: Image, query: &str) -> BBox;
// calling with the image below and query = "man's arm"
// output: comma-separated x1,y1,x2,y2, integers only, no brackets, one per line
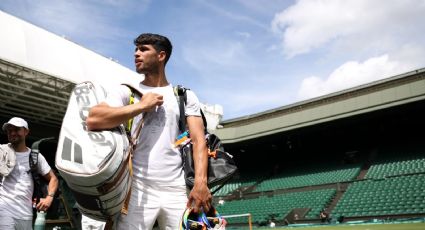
86,92,164,131
36,170,58,212
186,115,212,213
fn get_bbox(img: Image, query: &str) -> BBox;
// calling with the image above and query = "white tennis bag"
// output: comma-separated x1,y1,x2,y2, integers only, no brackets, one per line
56,81,136,225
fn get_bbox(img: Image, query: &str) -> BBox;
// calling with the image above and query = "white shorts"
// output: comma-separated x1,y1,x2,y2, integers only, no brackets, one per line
117,181,188,230
81,214,106,230
0,215,32,230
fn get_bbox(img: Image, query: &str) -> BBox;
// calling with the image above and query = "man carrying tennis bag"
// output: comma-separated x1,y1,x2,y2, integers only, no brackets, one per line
55,81,143,229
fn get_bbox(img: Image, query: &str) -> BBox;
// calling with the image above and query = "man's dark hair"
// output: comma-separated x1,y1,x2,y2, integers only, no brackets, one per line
134,33,173,65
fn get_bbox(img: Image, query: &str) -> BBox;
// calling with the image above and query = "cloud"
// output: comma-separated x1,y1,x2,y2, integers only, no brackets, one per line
272,0,425,58
297,48,424,100
298,55,397,100
271,0,425,103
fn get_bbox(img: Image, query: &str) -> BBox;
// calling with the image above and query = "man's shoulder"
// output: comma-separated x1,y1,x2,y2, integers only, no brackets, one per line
35,152,52,174
185,89,199,104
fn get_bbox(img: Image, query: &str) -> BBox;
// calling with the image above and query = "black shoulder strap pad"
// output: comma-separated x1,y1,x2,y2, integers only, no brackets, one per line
174,85,208,133
29,143,41,201
174,85,187,132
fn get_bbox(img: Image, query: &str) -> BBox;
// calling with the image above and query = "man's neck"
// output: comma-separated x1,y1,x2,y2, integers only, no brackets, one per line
142,71,169,87
11,143,28,153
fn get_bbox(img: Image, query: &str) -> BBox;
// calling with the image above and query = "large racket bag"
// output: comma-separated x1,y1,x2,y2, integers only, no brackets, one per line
55,81,132,225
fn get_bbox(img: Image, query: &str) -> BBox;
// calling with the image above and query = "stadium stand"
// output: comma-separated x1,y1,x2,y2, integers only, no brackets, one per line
332,174,425,218
215,140,425,228
365,147,425,179
216,188,336,225
212,172,267,197
253,164,361,192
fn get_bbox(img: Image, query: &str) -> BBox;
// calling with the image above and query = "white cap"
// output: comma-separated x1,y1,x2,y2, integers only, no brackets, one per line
2,117,29,131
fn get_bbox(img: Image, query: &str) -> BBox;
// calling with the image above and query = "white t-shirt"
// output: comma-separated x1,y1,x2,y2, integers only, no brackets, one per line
105,83,201,186
0,148,51,220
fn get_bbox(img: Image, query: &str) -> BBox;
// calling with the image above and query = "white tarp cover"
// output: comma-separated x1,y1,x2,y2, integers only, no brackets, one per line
0,10,139,87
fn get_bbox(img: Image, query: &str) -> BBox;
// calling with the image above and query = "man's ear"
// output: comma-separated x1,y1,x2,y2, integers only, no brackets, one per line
158,50,167,63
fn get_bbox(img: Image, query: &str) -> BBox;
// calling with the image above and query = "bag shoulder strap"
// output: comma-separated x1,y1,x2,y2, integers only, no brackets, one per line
29,138,43,177
174,85,187,133
121,84,143,134
29,137,57,194
29,150,38,174
174,85,207,133
29,145,42,201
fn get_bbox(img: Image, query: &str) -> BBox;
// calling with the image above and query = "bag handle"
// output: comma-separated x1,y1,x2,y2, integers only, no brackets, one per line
130,115,144,146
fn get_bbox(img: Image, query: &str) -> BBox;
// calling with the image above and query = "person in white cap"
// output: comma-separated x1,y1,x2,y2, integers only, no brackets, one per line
0,117,58,230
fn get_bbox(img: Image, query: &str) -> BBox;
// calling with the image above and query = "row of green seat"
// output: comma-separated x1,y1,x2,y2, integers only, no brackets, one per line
253,165,360,192
215,153,424,197
212,172,266,196
332,174,425,217
217,188,336,224
365,151,425,179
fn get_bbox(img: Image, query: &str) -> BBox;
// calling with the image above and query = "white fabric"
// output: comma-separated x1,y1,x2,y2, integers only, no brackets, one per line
0,216,14,230
81,214,106,230
0,144,16,176
0,215,32,230
105,83,201,186
117,181,187,230
0,148,51,221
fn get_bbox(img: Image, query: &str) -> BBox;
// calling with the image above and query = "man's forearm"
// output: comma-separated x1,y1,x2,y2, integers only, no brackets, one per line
86,103,141,130
192,140,208,185
47,172,59,197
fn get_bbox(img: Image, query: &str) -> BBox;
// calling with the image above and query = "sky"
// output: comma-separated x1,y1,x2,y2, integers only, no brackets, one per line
1,0,425,120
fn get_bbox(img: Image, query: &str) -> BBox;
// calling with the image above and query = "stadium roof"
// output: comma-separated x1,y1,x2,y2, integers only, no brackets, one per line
214,68,425,144
0,58,74,128
0,11,139,140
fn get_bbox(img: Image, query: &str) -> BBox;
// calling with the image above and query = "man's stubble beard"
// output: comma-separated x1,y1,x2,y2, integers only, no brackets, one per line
136,62,160,76
9,136,24,149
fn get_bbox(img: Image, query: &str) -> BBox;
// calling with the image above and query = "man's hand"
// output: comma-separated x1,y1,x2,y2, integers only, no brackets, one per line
138,92,163,112
36,196,53,212
187,182,212,213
